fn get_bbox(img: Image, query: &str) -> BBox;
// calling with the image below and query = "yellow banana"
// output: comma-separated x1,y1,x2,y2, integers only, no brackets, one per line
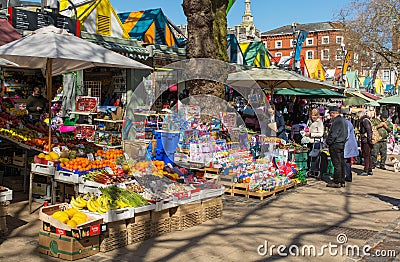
74,196,87,208
87,197,98,213
70,197,83,210
117,199,129,208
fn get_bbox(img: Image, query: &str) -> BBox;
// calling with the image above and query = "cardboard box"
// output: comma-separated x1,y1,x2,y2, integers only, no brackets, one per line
38,230,99,261
75,96,98,112
39,204,103,232
32,182,47,196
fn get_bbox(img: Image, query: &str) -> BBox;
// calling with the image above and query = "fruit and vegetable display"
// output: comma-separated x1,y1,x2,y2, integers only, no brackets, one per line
70,187,149,214
51,208,88,228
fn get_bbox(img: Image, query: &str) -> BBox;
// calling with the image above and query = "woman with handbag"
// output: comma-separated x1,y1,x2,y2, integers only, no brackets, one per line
305,109,324,177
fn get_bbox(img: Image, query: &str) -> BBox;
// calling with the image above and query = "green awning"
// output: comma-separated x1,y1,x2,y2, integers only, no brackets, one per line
274,88,344,98
377,95,400,105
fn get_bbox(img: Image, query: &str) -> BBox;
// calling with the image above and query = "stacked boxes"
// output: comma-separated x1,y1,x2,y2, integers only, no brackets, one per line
202,197,223,222
127,211,152,244
99,220,127,252
169,202,203,231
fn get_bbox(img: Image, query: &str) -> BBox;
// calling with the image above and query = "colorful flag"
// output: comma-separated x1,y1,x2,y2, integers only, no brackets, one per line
294,30,308,61
342,50,353,76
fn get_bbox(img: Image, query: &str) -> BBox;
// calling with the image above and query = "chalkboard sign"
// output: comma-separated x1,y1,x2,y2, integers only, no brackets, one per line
9,7,79,36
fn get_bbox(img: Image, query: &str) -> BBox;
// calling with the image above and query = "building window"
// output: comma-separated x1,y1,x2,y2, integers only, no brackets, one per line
336,36,343,44
383,70,390,81
290,51,294,57
306,50,314,59
275,40,282,48
306,38,313,46
321,49,329,60
290,39,295,47
275,52,282,57
322,36,329,44
336,49,342,60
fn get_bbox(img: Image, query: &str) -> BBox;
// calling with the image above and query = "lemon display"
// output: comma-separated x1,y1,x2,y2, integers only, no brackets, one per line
67,220,77,228
65,208,78,219
51,211,69,224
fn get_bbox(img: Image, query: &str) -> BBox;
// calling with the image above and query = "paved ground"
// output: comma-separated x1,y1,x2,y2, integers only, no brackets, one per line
1,164,400,262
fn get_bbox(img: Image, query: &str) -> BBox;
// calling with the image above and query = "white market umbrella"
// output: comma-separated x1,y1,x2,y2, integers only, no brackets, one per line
0,25,152,149
0,57,19,67
227,67,341,90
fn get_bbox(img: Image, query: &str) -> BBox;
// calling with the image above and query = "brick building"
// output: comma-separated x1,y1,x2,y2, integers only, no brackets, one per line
261,22,347,71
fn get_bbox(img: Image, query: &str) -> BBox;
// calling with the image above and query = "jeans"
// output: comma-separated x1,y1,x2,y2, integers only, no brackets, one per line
371,141,387,167
361,142,372,172
329,143,345,184
344,158,352,181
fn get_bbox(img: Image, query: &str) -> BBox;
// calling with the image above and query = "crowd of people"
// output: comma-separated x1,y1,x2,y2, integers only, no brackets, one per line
236,98,396,189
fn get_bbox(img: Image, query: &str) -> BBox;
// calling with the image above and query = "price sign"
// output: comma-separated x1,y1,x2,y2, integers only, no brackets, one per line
103,147,108,152
61,146,69,151
95,156,102,160
52,147,61,156
53,137,59,144
18,122,24,129
6,124,10,129
38,133,43,138
123,153,130,159
78,149,84,155
78,144,85,149
105,166,114,174
87,153,94,161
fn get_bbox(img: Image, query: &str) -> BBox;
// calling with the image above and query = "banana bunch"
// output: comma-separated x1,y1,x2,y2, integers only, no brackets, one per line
86,194,113,214
70,195,88,210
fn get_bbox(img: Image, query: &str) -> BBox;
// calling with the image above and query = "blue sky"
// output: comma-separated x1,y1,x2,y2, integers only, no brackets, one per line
109,0,351,32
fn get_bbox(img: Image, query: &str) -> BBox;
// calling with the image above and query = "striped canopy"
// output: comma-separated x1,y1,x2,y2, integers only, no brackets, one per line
118,8,178,47
239,42,271,68
227,34,244,65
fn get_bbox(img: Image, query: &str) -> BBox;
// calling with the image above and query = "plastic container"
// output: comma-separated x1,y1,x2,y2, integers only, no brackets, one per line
163,152,175,165
156,149,165,161
154,131,163,149
161,132,180,153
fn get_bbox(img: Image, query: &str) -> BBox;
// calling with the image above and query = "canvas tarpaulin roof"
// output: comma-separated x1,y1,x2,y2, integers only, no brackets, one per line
304,59,326,81
377,95,400,105
0,19,21,46
59,0,129,39
239,42,271,68
275,88,344,98
118,8,178,47
227,34,244,65
345,71,360,89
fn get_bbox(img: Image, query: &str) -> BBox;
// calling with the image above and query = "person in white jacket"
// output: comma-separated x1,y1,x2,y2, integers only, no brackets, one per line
305,109,324,177
305,109,324,143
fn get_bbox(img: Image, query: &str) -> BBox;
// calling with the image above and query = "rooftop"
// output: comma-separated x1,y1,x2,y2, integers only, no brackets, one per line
261,21,343,36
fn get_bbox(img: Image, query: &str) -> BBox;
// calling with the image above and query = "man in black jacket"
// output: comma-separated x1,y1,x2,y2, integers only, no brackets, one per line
325,106,348,188
26,87,47,122
358,110,373,176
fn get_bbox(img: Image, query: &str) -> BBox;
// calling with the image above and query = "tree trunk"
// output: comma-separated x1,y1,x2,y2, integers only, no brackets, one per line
182,0,229,119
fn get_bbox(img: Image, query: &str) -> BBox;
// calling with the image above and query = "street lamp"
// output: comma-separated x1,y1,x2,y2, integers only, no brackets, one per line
291,22,298,71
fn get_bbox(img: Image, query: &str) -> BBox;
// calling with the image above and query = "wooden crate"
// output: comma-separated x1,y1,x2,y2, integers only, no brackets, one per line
202,197,223,222
169,202,202,231
127,211,152,244
99,220,127,252
150,209,171,237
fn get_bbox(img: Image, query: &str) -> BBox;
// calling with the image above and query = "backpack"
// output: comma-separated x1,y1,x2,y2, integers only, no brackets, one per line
371,124,382,144
363,118,381,144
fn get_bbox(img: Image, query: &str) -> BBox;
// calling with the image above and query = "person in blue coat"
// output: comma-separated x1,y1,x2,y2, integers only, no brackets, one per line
343,111,359,182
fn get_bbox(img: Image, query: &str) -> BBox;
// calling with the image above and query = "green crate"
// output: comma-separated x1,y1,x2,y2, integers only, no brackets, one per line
295,160,308,170
295,152,308,162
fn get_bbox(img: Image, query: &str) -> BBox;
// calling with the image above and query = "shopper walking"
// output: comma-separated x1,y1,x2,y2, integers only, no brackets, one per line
358,110,373,176
325,106,348,188
343,110,358,182
371,110,393,170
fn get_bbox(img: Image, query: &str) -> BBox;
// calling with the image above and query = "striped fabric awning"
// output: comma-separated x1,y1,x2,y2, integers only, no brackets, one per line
118,8,178,47
239,42,271,68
